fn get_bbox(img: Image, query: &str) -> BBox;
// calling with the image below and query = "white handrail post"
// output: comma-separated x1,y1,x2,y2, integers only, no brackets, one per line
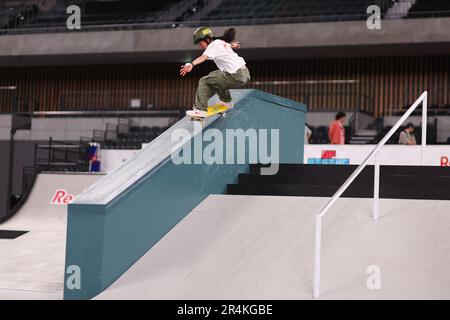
421,92,428,165
310,91,427,298
373,157,380,220
313,214,322,298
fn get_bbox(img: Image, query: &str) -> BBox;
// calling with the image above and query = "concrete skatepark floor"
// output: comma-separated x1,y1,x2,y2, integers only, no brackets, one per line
96,195,450,300
0,173,103,300
1,177,449,300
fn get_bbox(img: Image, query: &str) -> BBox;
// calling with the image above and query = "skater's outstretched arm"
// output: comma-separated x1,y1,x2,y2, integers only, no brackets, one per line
180,55,208,77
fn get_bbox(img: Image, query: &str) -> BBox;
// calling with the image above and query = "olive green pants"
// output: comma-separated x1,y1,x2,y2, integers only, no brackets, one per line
194,67,251,110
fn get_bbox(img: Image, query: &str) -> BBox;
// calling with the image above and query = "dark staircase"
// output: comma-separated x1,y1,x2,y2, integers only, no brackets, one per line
227,164,450,200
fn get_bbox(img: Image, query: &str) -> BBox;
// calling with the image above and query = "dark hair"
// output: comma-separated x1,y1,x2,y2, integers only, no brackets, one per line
335,112,346,120
213,28,236,43
405,123,414,129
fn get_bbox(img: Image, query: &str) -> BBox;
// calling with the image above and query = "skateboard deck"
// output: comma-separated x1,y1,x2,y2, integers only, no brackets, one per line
186,104,229,126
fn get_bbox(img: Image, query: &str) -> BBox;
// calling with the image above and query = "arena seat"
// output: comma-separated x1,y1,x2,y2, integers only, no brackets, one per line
1,0,396,32
200,0,394,25
407,0,450,18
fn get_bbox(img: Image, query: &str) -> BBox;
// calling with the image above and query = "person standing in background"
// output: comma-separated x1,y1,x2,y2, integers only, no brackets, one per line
328,112,346,144
305,124,312,144
398,123,417,145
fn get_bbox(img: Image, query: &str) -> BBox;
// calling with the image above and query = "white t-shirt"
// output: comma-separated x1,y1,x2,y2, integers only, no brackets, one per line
203,39,246,74
305,125,312,144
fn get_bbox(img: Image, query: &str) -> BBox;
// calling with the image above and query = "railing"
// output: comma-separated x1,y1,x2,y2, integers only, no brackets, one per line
348,111,374,138
349,113,357,140
401,85,450,114
34,137,89,172
313,91,428,298
2,1,450,35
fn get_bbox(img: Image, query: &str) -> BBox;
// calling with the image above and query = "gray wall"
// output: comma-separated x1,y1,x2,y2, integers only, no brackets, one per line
306,112,353,127
0,115,173,141
0,115,12,140
1,17,450,66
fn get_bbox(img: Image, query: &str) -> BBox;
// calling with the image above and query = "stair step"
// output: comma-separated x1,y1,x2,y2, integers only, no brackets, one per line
227,183,450,200
382,165,450,176
249,164,450,177
237,164,450,200
228,183,372,198
249,164,362,175
238,173,450,187
239,172,371,185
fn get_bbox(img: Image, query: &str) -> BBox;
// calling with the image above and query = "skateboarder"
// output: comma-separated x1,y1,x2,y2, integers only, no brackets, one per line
180,27,251,118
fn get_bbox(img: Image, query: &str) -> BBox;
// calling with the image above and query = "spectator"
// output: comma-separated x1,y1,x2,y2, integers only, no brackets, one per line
328,112,346,144
398,123,417,145
305,124,312,144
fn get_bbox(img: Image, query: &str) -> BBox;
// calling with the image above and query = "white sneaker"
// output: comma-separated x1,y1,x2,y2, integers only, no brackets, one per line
218,100,233,108
186,108,208,118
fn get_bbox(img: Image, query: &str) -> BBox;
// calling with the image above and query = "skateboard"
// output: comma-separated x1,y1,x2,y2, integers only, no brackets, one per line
186,104,229,126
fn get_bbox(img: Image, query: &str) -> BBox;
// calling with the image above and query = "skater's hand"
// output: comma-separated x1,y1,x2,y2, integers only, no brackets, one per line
180,63,193,77
231,41,241,49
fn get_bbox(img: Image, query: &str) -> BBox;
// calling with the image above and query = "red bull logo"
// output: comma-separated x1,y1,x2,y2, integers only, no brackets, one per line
321,150,336,159
50,189,74,205
308,150,349,165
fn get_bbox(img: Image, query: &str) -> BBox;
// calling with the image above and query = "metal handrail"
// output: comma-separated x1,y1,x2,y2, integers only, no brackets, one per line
313,91,428,298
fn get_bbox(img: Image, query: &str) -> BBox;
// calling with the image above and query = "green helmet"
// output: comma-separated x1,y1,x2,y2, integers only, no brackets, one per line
193,26,213,45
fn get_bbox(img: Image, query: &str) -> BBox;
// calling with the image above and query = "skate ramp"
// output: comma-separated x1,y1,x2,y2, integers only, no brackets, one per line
64,89,307,299
96,195,450,300
0,172,103,300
